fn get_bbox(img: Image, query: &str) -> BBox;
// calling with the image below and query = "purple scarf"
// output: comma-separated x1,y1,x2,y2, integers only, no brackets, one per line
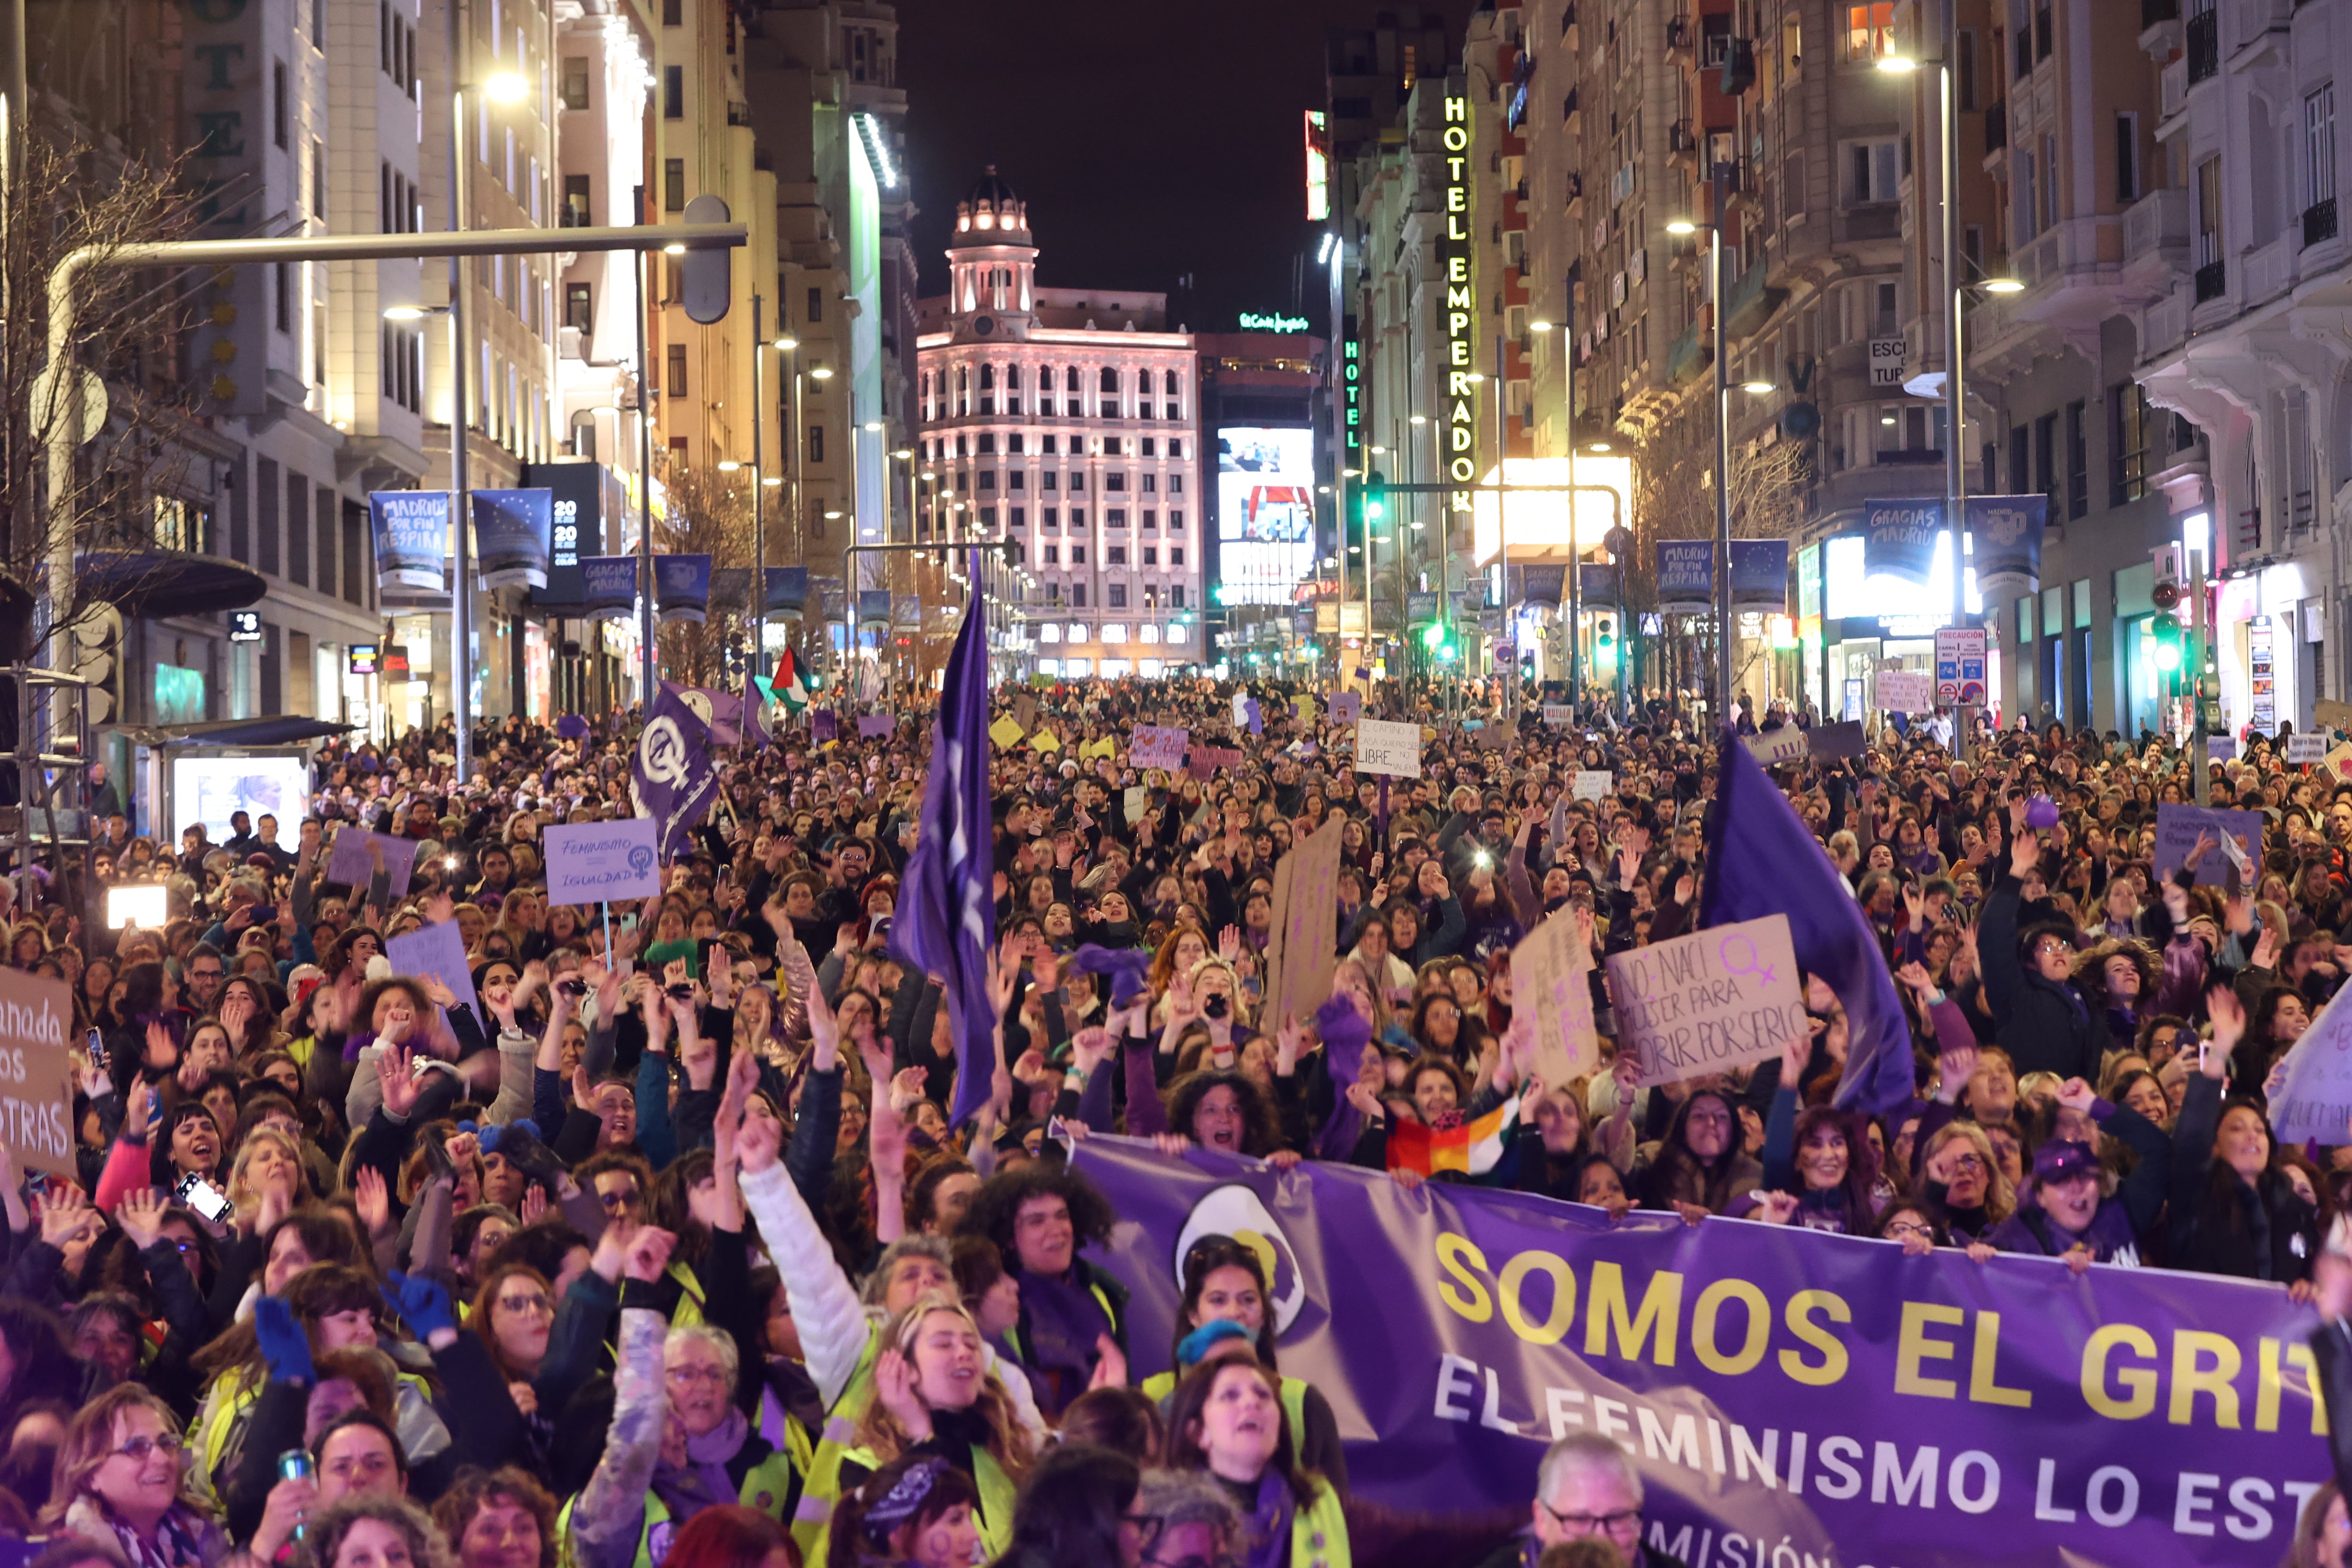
649,1406,750,1523
1016,1265,1111,1409
1242,1472,1297,1568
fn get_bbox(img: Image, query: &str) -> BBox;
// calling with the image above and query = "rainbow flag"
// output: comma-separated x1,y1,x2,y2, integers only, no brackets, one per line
1386,1095,1521,1178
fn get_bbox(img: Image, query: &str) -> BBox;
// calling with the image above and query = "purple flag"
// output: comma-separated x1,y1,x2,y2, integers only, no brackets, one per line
660,680,742,746
889,593,998,1126
743,683,770,751
629,683,720,861
1699,729,1915,1114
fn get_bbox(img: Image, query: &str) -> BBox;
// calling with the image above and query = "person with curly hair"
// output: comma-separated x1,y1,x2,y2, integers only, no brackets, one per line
958,1166,1128,1418
294,1495,453,1568
431,1466,557,1568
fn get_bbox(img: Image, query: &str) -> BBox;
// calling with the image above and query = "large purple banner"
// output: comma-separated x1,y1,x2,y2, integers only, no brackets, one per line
1071,1139,2330,1568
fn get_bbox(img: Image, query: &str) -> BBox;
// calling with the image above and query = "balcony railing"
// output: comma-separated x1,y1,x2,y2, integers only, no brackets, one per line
2193,258,2226,302
2185,10,2218,80
1670,119,1698,152
1666,15,1692,49
2305,197,2339,248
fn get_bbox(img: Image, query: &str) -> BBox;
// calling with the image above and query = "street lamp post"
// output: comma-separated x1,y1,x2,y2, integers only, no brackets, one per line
1710,159,1732,728
749,294,765,695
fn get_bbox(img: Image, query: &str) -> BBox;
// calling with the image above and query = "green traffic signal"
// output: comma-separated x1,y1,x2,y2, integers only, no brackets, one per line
1422,620,1444,649
1595,617,1618,670
2151,611,2182,673
1365,470,1387,522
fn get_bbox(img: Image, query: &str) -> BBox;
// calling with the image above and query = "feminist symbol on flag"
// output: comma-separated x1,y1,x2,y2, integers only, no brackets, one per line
640,717,689,786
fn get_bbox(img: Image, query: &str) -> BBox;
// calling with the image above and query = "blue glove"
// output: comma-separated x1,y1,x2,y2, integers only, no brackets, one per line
383,1270,457,1340
253,1295,315,1385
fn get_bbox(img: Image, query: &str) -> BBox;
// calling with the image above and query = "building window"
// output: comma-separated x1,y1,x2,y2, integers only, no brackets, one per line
2017,149,2038,244
1846,139,1899,204
1072,583,1087,606
1071,545,1086,566
2307,84,2338,235
2115,113,2140,204
1845,3,1894,60
2042,135,2059,231
2110,381,2149,505
1043,546,1058,564
977,471,996,491
275,263,293,333
1069,473,1087,492
562,56,590,110
272,59,289,148
1106,474,1126,492
1109,582,1128,606
1170,549,1184,569
2065,399,2088,519
1143,547,1157,565
808,286,823,322
1169,511,1184,533
566,283,592,333
564,173,590,226
662,0,680,19
311,138,326,217
2034,412,2058,507
1041,507,1058,530
1107,508,1127,527
664,159,685,211
809,426,825,463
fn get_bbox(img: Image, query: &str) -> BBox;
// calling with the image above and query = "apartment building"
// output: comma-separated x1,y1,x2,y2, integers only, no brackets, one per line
914,173,1205,680
2133,0,2352,734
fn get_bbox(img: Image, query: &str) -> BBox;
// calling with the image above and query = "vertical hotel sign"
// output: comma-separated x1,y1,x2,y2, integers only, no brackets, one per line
1442,95,1475,516
1343,333,1362,460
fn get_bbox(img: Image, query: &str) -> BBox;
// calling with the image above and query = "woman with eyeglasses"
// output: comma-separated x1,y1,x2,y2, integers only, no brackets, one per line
1977,824,2104,1084
1914,1121,2013,1244
1162,1361,1347,1568
41,1385,228,1568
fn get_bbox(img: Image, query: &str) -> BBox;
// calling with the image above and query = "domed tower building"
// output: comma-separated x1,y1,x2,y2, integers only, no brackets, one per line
915,168,1202,678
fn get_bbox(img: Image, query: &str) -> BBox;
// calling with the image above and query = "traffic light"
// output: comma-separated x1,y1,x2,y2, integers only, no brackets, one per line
1421,620,1444,650
1364,470,1387,523
2151,610,2183,673
1594,617,1617,670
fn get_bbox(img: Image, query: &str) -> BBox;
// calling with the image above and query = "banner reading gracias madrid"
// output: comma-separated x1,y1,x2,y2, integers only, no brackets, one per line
1071,1139,2331,1568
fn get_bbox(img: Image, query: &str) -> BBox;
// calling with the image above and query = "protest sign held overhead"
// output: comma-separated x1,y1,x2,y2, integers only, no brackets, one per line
1606,914,1807,1085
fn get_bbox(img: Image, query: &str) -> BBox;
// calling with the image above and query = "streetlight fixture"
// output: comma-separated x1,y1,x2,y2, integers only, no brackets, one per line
716,459,742,472
1741,379,1775,396
1981,276,2026,294
484,71,529,103
810,366,834,381
662,243,686,256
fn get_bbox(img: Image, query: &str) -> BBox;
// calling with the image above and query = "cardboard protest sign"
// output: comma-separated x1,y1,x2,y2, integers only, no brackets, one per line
1292,696,1316,724
1509,905,1601,1087
812,711,839,742
1330,692,1362,724
0,970,74,1177
1473,723,1509,751
2153,803,2265,883
328,828,421,897
1542,705,1574,726
1605,914,1807,1086
385,917,483,1033
1011,693,1039,735
1873,671,1934,713
858,715,896,739
1807,720,1867,759
1355,718,1422,778
1261,817,1345,1037
544,818,662,905
1572,771,1613,801
1132,726,1190,770
2288,732,2330,764
1031,729,1063,752
2317,698,2352,732
1744,727,1808,766
2325,742,2352,783
988,716,1025,749
1123,786,1150,823
1184,745,1244,780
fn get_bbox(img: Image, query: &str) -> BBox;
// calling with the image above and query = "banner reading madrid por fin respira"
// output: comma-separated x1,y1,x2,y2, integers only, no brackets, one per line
1071,1139,2329,1568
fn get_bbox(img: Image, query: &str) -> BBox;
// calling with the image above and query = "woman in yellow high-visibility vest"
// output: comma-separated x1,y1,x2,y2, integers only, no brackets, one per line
1138,1238,1347,1497
811,1294,1034,1567
1165,1361,1349,1568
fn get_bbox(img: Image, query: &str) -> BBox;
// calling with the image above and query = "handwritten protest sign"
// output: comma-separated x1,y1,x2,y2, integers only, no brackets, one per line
385,917,482,1032
1262,817,1345,1036
1542,705,1574,726
1355,718,1422,778
2154,803,2265,883
0,970,73,1178
544,818,662,905
1572,771,1613,801
1509,905,1600,1086
1743,727,1807,766
812,711,838,742
1183,745,1244,780
1132,725,1190,770
1605,914,1806,1086
1873,671,1934,713
1808,720,1867,759
1330,692,1362,724
2326,742,2352,783
2272,986,2352,1143
1123,786,1149,824
328,828,421,897
2288,732,2329,764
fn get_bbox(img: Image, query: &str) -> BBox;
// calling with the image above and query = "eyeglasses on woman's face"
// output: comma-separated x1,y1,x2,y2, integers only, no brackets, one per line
111,1432,185,1463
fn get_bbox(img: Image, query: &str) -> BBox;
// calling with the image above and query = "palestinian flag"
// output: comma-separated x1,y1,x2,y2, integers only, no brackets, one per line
1386,1095,1522,1180
773,647,810,713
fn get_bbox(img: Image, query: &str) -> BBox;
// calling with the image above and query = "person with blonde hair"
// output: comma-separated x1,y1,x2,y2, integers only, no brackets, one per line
43,1385,229,1568
1917,1119,2014,1242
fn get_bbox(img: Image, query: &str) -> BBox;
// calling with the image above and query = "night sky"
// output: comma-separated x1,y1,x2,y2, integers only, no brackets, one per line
890,0,1479,333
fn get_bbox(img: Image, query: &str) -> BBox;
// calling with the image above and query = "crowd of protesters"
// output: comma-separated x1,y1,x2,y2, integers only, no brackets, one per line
1,669,2352,1568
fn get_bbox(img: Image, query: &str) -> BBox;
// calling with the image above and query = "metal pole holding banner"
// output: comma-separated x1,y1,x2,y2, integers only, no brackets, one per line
448,0,473,786
636,243,657,710
751,292,766,694
1940,25,1970,767
1564,280,1581,712
1711,159,1733,728
1494,331,1511,720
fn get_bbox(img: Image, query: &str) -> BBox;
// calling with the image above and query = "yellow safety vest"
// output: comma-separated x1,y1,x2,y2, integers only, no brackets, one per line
1140,1369,1311,1449
665,1262,705,1329
787,1326,882,1561
190,1366,263,1510
808,1443,1017,1568
557,1446,802,1568
1292,1478,1350,1568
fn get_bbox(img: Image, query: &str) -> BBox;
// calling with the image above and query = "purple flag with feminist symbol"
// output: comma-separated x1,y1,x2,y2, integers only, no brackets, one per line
628,683,719,861
1700,727,1915,1114
888,593,998,1125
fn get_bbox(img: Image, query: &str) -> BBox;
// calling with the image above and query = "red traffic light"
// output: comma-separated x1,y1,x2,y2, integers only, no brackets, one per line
2151,578,2182,610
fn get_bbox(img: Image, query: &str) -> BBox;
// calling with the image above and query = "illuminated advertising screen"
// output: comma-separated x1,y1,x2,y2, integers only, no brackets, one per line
1217,427,1316,605
170,751,312,844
